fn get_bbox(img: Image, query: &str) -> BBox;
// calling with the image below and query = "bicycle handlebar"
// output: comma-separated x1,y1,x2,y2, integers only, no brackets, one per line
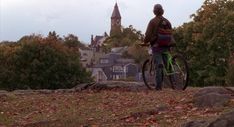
138,43,150,47
137,43,177,47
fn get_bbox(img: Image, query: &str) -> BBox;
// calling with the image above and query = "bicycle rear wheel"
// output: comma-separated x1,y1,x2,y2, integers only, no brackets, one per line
142,59,156,90
171,55,189,90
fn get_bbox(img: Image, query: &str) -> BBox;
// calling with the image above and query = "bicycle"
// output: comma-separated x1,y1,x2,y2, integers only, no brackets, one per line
140,43,189,90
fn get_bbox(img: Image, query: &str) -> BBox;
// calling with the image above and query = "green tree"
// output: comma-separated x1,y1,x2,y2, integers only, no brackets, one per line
64,34,87,50
0,33,92,90
103,25,143,51
174,0,234,86
102,25,147,63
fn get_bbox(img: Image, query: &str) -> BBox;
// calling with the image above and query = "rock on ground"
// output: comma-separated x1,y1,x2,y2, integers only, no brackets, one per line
208,109,234,127
181,120,209,127
193,87,234,108
88,81,146,91
182,109,234,127
194,93,231,108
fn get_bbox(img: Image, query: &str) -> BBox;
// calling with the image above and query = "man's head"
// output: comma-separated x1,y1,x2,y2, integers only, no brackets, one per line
153,4,164,16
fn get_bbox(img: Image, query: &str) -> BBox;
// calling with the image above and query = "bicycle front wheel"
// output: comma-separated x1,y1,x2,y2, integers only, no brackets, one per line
172,55,189,90
142,59,156,90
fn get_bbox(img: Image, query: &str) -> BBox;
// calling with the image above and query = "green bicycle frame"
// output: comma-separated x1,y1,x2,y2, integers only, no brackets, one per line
162,52,175,75
149,51,183,77
163,51,185,78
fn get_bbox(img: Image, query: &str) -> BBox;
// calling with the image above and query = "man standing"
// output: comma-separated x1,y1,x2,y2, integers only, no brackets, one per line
144,4,173,90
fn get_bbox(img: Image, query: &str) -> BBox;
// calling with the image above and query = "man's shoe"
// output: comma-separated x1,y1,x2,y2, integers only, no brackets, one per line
155,87,162,91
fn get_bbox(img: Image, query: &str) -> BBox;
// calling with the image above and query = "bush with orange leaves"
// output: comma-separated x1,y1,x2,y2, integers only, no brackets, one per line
0,32,92,91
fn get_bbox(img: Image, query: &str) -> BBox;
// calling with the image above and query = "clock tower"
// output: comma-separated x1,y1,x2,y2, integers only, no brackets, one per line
110,3,121,36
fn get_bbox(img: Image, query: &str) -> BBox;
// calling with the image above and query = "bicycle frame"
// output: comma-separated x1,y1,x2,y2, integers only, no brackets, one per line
142,44,189,90
162,52,185,78
162,52,176,76
148,50,181,77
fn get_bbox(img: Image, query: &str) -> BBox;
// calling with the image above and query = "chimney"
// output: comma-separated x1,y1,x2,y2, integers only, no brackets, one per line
91,35,94,43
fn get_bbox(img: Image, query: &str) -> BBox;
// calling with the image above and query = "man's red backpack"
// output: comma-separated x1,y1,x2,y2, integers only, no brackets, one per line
156,18,175,47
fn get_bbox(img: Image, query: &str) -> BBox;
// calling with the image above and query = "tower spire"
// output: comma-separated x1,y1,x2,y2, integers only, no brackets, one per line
111,2,121,19
110,2,122,35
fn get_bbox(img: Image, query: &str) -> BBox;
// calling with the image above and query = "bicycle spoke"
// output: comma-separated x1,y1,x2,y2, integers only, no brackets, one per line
143,53,189,90
172,55,189,90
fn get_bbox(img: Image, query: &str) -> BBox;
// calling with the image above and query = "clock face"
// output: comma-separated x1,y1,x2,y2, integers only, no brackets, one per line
112,19,120,26
117,19,120,24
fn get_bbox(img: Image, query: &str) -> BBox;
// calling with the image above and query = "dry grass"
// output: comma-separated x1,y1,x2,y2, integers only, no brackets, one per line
0,88,233,127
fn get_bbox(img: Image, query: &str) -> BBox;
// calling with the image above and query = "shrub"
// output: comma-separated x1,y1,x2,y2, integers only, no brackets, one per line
0,34,92,90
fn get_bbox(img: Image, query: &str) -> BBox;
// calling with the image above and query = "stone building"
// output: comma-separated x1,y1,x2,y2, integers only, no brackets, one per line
90,33,108,52
92,53,140,81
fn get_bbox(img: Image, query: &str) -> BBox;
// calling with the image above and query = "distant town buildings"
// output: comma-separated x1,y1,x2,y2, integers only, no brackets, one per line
90,3,122,52
90,32,108,52
92,53,139,81
80,3,141,82
79,48,93,67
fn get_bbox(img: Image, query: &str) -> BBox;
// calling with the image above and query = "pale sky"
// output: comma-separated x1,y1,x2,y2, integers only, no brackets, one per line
0,0,204,43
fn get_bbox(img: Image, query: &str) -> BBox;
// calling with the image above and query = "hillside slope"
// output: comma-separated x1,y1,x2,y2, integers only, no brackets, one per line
0,84,234,127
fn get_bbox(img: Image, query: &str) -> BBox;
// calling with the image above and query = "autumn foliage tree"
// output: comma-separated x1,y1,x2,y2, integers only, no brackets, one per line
174,0,234,86
102,25,147,63
103,25,143,50
0,32,92,90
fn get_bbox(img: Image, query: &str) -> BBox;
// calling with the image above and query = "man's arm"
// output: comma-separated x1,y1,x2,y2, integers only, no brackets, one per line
144,20,154,44
144,17,161,44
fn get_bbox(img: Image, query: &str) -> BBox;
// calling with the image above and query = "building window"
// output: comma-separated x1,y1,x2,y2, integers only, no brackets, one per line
100,59,109,64
124,66,128,73
116,75,120,80
113,66,123,72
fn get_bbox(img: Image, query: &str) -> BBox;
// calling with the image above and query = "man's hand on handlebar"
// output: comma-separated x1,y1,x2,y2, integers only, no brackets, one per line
138,43,150,47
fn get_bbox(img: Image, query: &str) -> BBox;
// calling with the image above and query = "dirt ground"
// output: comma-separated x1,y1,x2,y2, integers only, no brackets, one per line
0,87,233,127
